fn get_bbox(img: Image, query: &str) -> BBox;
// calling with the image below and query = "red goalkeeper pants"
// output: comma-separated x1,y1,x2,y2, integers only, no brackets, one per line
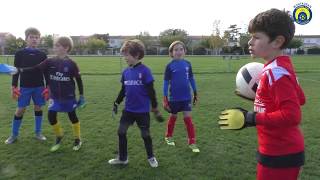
257,163,301,180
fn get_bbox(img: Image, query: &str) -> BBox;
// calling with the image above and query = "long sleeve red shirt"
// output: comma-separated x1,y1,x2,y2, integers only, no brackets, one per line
254,56,305,156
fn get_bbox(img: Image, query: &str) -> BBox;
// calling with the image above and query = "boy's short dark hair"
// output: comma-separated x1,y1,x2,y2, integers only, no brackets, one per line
56,36,73,53
120,39,145,60
25,27,40,39
248,8,295,49
169,41,186,57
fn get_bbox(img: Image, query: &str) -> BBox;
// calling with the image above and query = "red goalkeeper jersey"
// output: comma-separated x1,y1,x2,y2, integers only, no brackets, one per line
254,56,305,156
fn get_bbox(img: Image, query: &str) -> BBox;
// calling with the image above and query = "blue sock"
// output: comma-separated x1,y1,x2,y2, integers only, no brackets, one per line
12,116,23,137
34,111,43,134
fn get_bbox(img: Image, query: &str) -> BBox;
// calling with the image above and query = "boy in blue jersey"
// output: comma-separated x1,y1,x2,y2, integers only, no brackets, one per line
5,27,48,144
163,41,199,153
109,39,163,168
14,36,85,151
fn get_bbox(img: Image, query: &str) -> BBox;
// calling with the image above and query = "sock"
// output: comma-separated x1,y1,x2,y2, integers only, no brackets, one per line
34,111,43,134
12,115,23,137
72,122,81,140
165,115,177,137
52,121,63,137
183,116,196,144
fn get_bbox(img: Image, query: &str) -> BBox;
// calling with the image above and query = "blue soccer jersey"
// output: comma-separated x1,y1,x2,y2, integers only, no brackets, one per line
121,64,154,113
163,59,197,101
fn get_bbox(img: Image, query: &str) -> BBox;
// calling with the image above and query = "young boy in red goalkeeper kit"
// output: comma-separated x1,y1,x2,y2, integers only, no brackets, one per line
218,9,305,180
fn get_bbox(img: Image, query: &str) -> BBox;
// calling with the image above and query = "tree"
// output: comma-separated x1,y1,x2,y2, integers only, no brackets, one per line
93,34,109,47
5,37,26,54
192,46,206,55
199,21,224,55
159,29,190,48
223,30,231,45
287,38,303,55
16,38,26,49
208,20,224,55
41,35,53,49
239,33,251,54
200,38,210,48
228,24,241,42
136,31,154,54
87,38,106,54
287,38,302,49
223,24,241,48
209,35,224,55
199,38,210,55
73,43,87,55
136,32,151,46
199,36,224,55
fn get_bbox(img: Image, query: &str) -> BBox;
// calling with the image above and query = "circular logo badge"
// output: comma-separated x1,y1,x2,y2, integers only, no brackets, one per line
293,3,312,25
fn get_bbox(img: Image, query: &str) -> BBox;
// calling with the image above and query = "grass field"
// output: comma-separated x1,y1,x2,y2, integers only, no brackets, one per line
0,55,320,179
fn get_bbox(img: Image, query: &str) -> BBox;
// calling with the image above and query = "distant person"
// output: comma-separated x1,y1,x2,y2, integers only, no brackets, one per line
5,27,48,144
218,9,305,180
109,39,163,167
14,36,85,152
163,40,200,153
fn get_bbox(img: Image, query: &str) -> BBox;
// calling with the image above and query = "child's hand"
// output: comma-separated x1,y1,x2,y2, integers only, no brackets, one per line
152,108,164,122
193,93,198,106
77,95,86,108
11,86,21,100
162,96,171,113
42,87,50,101
218,107,256,130
112,102,119,119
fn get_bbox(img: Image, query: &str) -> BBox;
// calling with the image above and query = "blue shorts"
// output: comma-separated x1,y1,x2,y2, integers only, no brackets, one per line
18,87,45,108
48,99,77,112
169,100,192,114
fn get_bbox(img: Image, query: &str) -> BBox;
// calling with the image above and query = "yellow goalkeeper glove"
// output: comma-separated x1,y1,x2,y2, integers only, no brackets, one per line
218,108,256,130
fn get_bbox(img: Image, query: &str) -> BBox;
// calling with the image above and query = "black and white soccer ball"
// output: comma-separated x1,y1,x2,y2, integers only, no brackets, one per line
236,62,264,100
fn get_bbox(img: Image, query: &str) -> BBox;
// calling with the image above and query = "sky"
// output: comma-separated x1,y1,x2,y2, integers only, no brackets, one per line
1,0,319,38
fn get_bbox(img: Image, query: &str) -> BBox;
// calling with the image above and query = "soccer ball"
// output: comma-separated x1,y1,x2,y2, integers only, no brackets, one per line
235,62,264,100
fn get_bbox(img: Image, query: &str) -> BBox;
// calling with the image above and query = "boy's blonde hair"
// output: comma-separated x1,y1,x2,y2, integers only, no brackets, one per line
120,39,145,60
56,36,73,53
25,27,40,39
169,41,186,57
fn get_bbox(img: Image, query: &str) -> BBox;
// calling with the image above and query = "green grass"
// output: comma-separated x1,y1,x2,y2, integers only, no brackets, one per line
0,55,320,179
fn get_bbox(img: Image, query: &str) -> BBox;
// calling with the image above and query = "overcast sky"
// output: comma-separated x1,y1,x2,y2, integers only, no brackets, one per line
1,0,318,38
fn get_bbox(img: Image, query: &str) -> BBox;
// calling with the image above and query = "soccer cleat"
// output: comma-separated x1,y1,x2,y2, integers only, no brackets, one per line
148,157,158,168
189,144,200,153
50,136,63,152
108,157,128,165
5,135,18,144
73,139,82,151
35,133,47,141
165,137,175,146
